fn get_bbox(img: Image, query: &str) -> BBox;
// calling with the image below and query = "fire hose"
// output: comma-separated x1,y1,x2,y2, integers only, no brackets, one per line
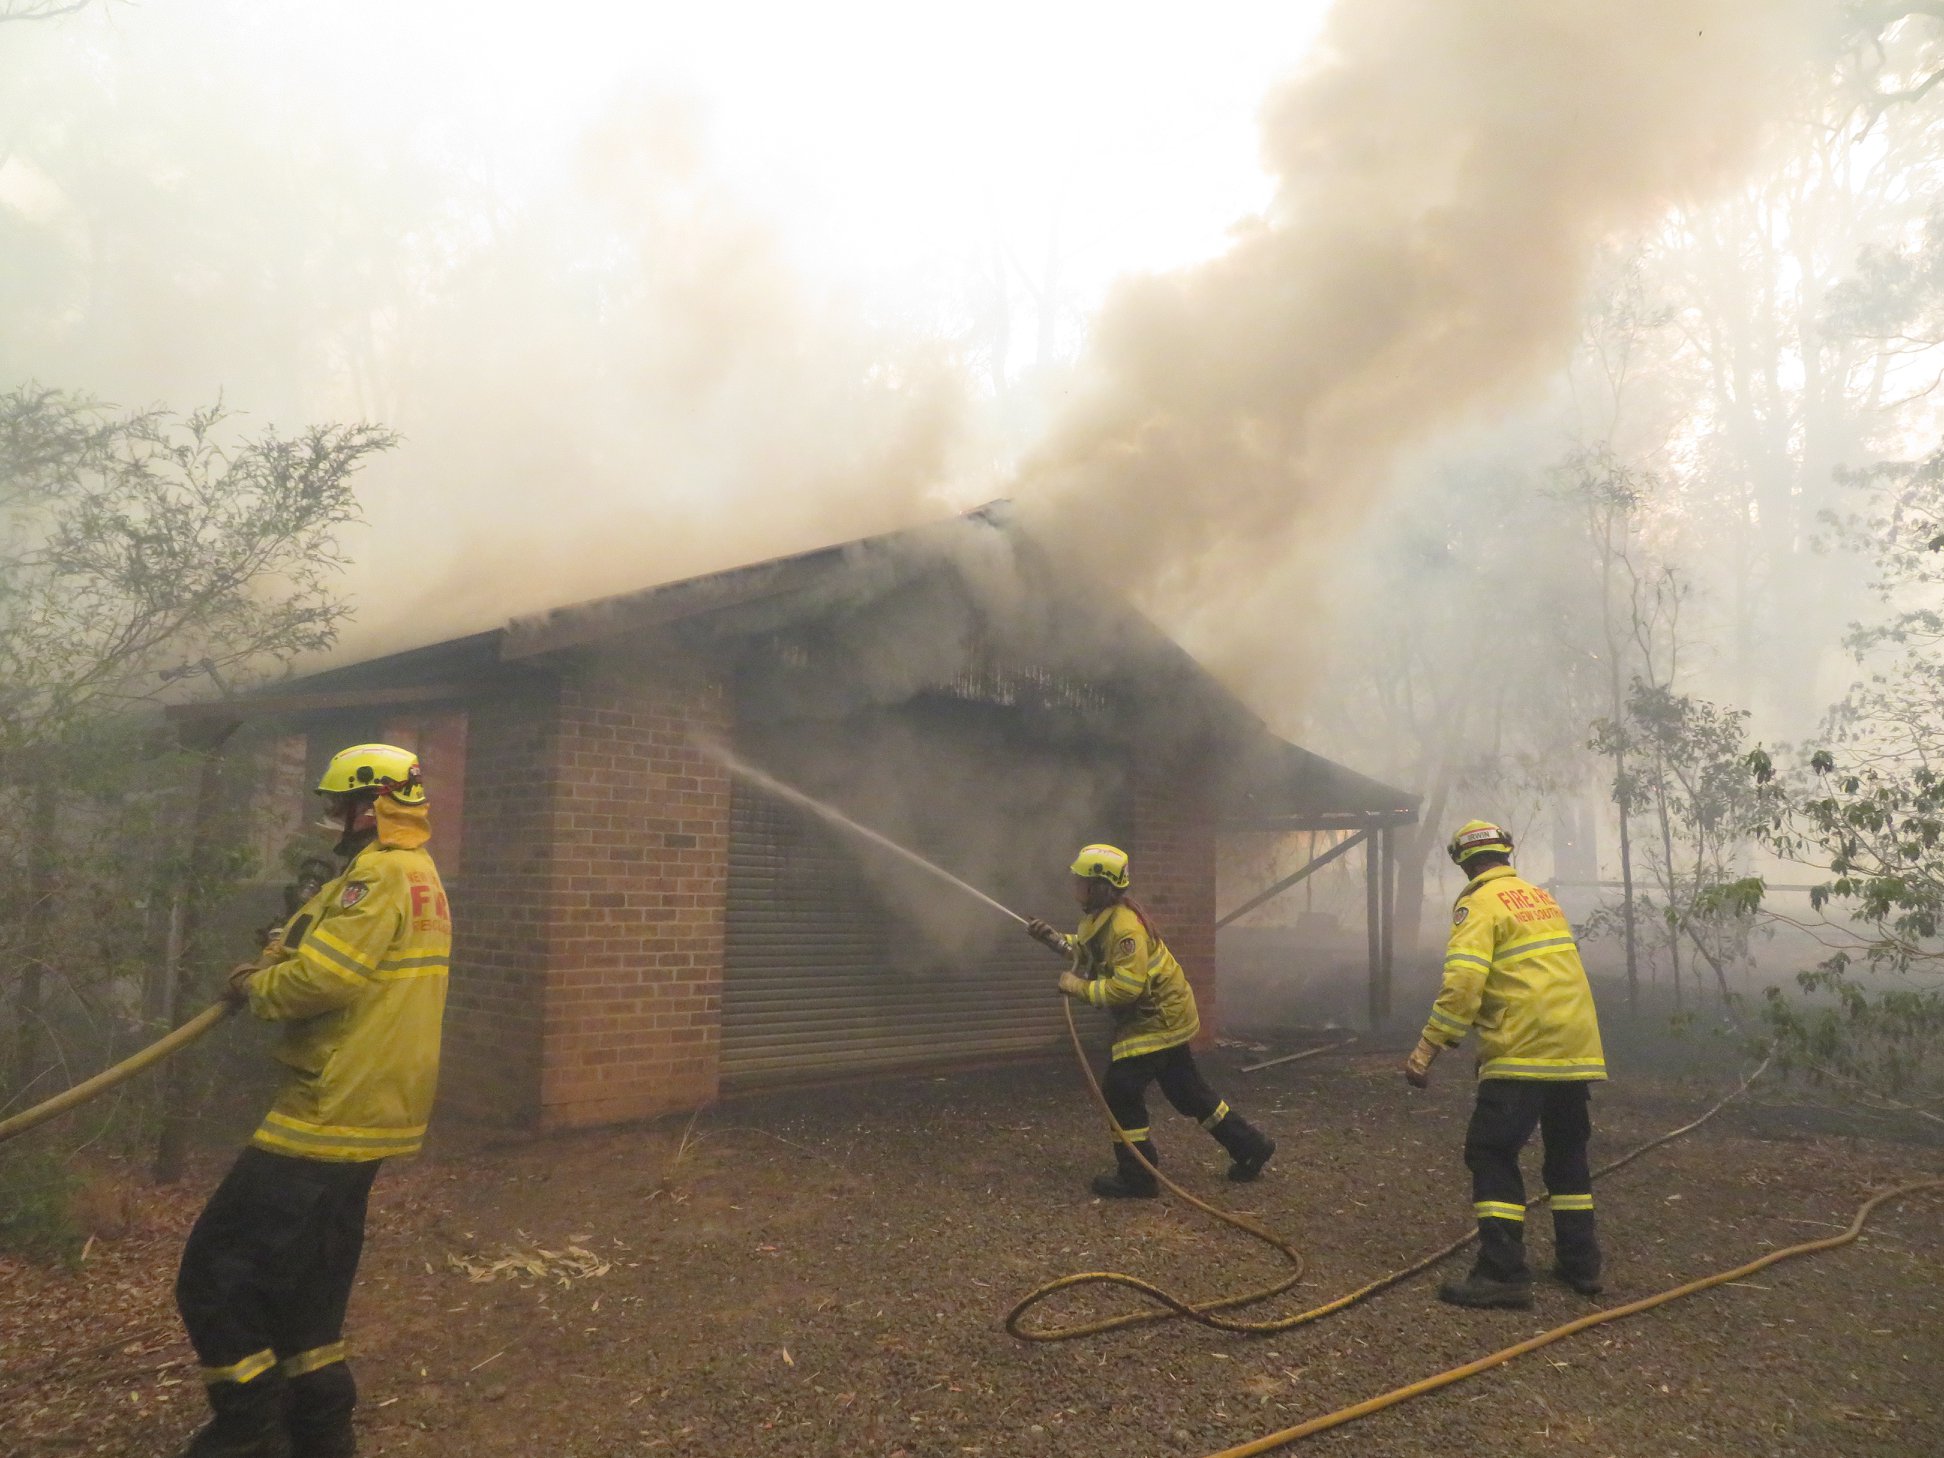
5,743,1928,1454
2,898,1934,1452
1007,1015,1776,1340
0,1001,237,1147
1016,1018,1942,1456
703,753,1938,1427
1198,1176,1944,1457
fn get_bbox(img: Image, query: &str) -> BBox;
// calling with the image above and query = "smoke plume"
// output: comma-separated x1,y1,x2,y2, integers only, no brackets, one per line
0,1,1833,691
1020,0,1823,688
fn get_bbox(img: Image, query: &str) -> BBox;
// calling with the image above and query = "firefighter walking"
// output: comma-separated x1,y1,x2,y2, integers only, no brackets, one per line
1405,819,1605,1309
174,744,451,1458
1028,844,1275,1199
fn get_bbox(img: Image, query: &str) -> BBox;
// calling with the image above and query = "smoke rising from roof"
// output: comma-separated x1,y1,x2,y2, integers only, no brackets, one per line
1020,0,1823,686
338,87,982,658
1,1,1830,697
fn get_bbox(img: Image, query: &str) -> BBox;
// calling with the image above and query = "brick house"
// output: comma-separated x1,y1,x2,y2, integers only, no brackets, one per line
176,507,1416,1130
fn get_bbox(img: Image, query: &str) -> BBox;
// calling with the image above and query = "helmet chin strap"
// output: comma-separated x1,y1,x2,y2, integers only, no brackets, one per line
317,796,379,855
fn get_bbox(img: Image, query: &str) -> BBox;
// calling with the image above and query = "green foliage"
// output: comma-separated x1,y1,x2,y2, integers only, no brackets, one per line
0,387,393,755
1752,748,1944,1098
0,385,386,1133
1589,676,1767,1007
1746,437,1944,1106
1759,961,1944,1104
0,1144,82,1262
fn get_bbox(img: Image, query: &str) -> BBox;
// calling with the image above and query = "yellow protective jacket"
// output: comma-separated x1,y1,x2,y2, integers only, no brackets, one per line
1421,864,1605,1081
246,803,450,1161
1069,902,1200,1060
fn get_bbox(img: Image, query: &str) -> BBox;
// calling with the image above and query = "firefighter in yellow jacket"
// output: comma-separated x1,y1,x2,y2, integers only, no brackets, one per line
1027,844,1274,1198
1406,820,1605,1309
174,744,450,1458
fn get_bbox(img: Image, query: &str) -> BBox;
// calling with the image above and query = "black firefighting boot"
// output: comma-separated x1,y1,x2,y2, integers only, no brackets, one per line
1209,1111,1276,1183
177,1372,293,1458
1549,1207,1603,1296
1091,1139,1160,1199
287,1363,358,1458
1437,1216,1534,1310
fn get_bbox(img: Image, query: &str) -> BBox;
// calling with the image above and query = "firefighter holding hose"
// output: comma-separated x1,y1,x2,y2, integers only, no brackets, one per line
1406,819,1605,1309
1028,843,1275,1199
174,744,450,1458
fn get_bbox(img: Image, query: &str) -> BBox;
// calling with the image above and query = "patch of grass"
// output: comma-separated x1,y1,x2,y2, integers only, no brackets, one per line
0,1144,85,1264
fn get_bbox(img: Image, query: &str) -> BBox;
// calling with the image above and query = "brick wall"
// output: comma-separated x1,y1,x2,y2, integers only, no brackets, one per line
382,709,471,872
440,660,1208,1125
535,669,731,1130
1129,757,1219,1040
442,687,557,1125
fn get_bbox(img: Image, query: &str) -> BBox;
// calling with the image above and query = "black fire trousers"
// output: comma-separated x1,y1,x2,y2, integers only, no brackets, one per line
1101,1043,1255,1176
1463,1078,1600,1281
175,1146,381,1442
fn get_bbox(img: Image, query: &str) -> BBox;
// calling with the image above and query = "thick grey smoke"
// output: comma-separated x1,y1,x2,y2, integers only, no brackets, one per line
0,11,983,664
336,87,979,658
1019,0,1824,691
0,1,1830,690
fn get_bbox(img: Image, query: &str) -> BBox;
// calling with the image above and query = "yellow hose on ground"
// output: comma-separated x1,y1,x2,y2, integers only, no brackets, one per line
1199,1176,1944,1458
0,1001,235,1146
1004,1006,1770,1341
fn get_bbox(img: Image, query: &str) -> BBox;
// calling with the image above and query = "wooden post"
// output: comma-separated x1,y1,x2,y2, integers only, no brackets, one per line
1377,824,1396,1025
1365,825,1381,1030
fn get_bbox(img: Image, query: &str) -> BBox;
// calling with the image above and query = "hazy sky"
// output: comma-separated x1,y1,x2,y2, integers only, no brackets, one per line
185,0,1337,346
2,0,1349,655
0,0,1852,715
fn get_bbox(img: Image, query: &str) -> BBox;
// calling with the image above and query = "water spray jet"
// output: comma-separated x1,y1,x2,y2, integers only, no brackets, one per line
693,737,1030,927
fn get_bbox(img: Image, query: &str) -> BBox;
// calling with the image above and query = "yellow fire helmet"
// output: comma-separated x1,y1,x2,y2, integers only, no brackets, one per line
1070,843,1131,889
316,743,427,805
1447,819,1513,866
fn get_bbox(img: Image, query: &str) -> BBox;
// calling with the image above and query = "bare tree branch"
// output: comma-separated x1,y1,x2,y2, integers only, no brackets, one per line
0,0,94,22
1872,63,1944,110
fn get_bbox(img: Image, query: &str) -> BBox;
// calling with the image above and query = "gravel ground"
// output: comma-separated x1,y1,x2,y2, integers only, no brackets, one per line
3,1049,1940,1458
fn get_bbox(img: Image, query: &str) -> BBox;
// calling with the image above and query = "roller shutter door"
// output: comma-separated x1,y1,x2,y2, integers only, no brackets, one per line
720,782,1066,1087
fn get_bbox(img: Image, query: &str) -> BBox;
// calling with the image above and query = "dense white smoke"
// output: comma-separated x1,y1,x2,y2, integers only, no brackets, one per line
1021,0,1823,689
0,1,1830,685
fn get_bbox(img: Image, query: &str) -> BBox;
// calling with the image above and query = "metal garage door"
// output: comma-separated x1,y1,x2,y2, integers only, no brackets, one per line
720,783,1067,1087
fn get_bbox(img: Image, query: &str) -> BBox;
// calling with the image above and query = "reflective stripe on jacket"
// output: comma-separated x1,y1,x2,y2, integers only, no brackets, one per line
1071,902,1200,1060
248,829,450,1161
1421,864,1605,1081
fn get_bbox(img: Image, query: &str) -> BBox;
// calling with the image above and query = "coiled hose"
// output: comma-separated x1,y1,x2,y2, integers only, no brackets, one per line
0,1002,235,1147
1005,1005,1773,1341
1202,1175,1944,1457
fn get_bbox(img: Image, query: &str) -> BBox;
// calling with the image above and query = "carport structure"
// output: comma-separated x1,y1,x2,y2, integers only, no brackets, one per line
1215,738,1421,1027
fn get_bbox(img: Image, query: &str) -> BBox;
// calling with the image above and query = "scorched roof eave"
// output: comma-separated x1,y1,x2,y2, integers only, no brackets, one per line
498,501,1017,662
163,628,517,728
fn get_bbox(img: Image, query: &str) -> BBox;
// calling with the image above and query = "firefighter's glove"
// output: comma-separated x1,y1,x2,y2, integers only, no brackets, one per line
1027,919,1072,956
224,962,261,1009
1404,1036,1440,1089
1057,970,1090,1000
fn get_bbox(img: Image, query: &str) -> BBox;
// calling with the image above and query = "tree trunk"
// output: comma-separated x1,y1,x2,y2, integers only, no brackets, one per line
10,782,58,1103
152,741,230,1185
1395,828,1430,965
1597,501,1641,1020
1652,756,1683,1012
1611,749,1640,1019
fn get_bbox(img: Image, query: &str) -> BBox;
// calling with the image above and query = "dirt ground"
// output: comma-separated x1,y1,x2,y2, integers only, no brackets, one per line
3,1047,1941,1458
